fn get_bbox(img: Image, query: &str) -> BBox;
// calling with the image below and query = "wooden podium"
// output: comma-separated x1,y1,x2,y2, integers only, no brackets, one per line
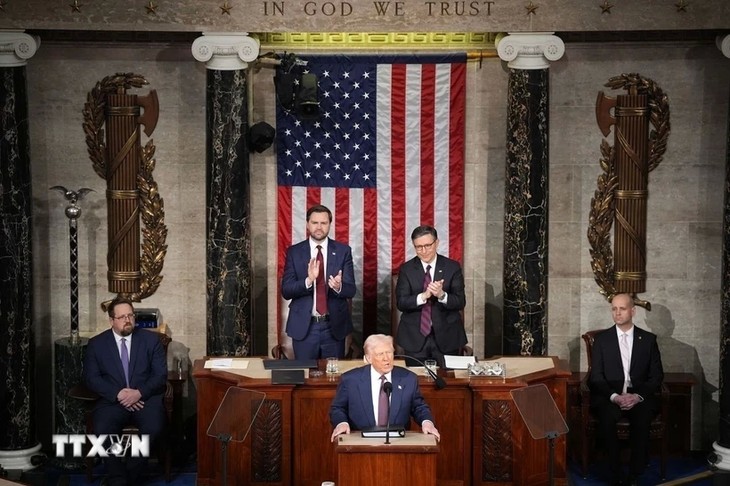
334,432,439,486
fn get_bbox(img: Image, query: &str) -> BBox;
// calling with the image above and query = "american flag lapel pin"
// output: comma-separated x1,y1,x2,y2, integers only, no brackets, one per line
398,384,403,390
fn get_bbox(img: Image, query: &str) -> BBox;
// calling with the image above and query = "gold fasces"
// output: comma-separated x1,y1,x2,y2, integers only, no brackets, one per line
83,73,167,309
588,73,671,308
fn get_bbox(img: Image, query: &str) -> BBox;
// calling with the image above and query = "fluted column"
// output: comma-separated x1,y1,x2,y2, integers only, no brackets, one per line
713,33,730,472
0,30,42,471
497,33,564,356
192,33,259,356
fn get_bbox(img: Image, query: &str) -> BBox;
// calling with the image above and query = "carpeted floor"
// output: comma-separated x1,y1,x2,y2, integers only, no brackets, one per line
11,452,719,485
568,454,715,486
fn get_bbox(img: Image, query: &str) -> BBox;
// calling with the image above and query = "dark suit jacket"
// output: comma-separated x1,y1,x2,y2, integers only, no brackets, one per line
83,328,168,410
588,325,664,407
281,238,356,341
329,365,434,430
395,254,467,353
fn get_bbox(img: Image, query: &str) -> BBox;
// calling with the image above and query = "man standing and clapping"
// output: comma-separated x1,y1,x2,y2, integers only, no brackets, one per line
281,204,356,360
395,225,467,368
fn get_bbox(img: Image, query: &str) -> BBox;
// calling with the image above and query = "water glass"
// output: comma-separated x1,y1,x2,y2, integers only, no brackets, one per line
424,359,437,381
326,357,339,374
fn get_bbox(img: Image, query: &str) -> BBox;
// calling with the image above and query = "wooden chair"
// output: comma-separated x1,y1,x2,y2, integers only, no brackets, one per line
580,329,669,480
68,330,174,482
390,273,472,356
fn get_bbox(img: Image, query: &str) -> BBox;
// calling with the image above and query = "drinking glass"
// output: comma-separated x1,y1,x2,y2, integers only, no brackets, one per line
424,359,437,381
326,357,339,374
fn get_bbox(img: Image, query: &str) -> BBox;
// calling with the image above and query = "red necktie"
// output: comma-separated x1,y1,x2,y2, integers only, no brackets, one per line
378,375,389,426
316,245,328,315
420,265,432,336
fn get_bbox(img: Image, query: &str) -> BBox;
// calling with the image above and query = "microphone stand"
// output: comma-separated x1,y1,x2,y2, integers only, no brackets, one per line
394,354,447,390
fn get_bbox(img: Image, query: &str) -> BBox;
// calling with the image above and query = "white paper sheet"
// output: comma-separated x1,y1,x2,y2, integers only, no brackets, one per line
204,358,250,369
444,355,476,369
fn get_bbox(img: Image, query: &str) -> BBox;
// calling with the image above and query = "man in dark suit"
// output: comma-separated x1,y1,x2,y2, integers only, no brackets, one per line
281,204,356,360
589,293,664,486
329,334,440,441
395,225,467,367
83,296,168,486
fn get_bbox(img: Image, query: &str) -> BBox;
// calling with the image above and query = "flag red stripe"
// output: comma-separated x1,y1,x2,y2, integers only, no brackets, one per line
362,188,379,336
390,64,407,272
277,186,294,339
420,64,436,225
335,188,350,244
448,63,466,263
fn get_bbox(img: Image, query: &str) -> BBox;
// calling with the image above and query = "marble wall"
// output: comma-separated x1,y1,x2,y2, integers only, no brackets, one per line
26,38,729,448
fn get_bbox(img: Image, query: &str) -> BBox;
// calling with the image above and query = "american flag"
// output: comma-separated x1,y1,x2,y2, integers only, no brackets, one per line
276,54,466,342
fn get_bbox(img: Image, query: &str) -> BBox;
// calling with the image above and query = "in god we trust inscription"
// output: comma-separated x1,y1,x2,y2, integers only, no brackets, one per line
261,0,496,17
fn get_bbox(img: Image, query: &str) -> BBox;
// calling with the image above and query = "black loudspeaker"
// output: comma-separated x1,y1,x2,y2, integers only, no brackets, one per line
248,122,275,153
275,72,296,111
296,73,319,120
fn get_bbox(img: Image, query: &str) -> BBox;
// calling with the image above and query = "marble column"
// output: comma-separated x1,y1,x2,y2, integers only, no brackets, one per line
713,33,730,471
192,34,260,356
0,30,41,471
497,33,564,356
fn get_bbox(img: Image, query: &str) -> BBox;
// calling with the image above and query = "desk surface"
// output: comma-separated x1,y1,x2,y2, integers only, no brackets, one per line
193,356,570,486
196,355,568,382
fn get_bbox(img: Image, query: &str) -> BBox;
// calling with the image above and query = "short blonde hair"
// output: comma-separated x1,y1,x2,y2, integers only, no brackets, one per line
363,334,394,358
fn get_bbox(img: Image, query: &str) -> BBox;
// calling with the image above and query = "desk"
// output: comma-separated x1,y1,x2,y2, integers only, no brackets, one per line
193,356,571,486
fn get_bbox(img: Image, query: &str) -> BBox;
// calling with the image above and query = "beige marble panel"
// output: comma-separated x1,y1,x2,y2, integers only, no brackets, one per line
5,0,730,33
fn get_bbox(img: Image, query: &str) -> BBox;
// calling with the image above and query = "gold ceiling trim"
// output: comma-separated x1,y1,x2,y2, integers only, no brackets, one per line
255,32,498,50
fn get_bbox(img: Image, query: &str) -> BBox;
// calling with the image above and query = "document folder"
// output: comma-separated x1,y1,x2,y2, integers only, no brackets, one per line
361,426,406,438
271,369,305,384
263,359,317,370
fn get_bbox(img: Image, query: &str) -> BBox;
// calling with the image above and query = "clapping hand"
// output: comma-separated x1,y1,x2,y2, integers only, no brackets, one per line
328,270,343,292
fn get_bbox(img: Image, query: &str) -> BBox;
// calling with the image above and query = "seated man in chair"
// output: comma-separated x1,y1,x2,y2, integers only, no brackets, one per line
588,293,664,486
83,296,168,486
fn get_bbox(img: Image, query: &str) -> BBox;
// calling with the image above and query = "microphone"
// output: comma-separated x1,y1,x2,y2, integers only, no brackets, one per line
394,354,447,390
383,381,393,444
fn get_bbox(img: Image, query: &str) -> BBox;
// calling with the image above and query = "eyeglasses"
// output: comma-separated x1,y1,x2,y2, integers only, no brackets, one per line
414,241,436,252
113,313,135,321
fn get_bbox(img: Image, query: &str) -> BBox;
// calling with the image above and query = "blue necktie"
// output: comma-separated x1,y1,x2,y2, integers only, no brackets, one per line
120,338,130,387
